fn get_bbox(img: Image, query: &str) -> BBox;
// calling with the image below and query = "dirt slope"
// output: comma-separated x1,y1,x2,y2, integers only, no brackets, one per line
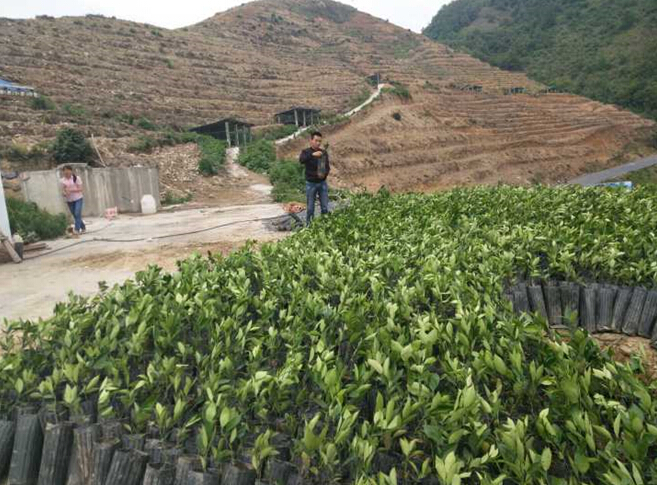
0,0,535,145
280,88,654,191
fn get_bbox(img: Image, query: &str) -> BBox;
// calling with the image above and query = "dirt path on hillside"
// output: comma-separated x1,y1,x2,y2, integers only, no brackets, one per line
0,204,286,323
275,84,386,146
96,142,274,207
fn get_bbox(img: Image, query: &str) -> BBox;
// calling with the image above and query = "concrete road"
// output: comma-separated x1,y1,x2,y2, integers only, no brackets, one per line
569,154,657,186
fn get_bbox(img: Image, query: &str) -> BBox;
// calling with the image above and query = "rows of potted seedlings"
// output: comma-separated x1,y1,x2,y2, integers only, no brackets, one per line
1,186,657,483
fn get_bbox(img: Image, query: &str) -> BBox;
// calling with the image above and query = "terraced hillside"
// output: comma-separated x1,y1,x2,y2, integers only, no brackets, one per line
281,87,654,191
0,0,653,192
0,0,532,144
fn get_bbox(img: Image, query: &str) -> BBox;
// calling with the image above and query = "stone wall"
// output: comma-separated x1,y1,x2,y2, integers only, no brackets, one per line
20,166,160,217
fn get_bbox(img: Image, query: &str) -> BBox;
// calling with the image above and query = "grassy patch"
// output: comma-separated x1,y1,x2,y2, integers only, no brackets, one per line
162,191,192,205
610,165,657,185
237,139,276,173
7,198,67,242
29,96,56,111
382,81,412,100
62,103,87,117
254,125,299,141
128,131,199,153
317,112,349,127
136,117,158,131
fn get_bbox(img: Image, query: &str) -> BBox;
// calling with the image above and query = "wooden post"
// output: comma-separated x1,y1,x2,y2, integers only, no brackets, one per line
0,234,21,263
90,134,107,167
248,128,252,143
235,125,240,147
225,121,231,147
294,110,299,128
242,127,247,146
303,110,307,127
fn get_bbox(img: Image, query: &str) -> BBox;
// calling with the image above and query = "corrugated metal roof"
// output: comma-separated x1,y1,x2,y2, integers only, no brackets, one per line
0,78,15,88
275,107,321,116
190,118,254,131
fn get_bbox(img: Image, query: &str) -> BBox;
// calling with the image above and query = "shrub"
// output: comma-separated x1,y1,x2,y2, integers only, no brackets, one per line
128,131,200,154
30,96,56,111
237,139,276,173
383,81,412,100
4,142,31,161
254,125,298,141
62,103,86,117
392,112,402,121
119,113,135,125
269,159,305,202
128,135,158,153
165,59,174,69
7,198,67,242
162,131,199,145
52,128,93,162
1,141,49,162
198,136,227,175
162,191,192,205
320,113,349,126
650,128,657,149
137,117,158,131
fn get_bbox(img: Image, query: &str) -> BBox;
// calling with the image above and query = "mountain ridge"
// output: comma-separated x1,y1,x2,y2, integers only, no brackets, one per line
423,0,657,120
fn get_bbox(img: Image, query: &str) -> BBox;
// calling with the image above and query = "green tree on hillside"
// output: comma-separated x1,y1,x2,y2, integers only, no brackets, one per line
424,0,657,119
52,128,93,162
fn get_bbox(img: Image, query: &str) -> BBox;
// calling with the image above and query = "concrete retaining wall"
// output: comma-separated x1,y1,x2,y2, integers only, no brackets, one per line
21,166,160,217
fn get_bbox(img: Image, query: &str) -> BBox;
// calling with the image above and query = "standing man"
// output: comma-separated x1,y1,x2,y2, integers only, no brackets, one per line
299,131,330,226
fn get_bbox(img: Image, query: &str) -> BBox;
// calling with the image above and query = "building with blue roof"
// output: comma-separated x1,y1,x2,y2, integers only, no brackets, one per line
0,77,38,96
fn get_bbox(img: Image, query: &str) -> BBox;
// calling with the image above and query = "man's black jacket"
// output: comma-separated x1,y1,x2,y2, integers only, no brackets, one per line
299,147,330,183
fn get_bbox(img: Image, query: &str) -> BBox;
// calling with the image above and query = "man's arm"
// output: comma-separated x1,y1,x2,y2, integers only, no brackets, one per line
299,149,313,164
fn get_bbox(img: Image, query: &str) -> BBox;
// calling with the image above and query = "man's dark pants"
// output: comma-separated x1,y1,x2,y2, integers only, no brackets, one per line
306,180,329,225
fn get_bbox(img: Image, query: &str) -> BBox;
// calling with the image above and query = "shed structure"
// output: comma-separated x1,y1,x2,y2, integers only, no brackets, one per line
366,73,382,86
449,83,483,92
189,118,253,147
503,86,527,95
274,107,321,128
0,77,37,97
539,86,563,94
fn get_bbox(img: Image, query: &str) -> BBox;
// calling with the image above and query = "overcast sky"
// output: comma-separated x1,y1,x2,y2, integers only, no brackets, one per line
1,0,449,33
